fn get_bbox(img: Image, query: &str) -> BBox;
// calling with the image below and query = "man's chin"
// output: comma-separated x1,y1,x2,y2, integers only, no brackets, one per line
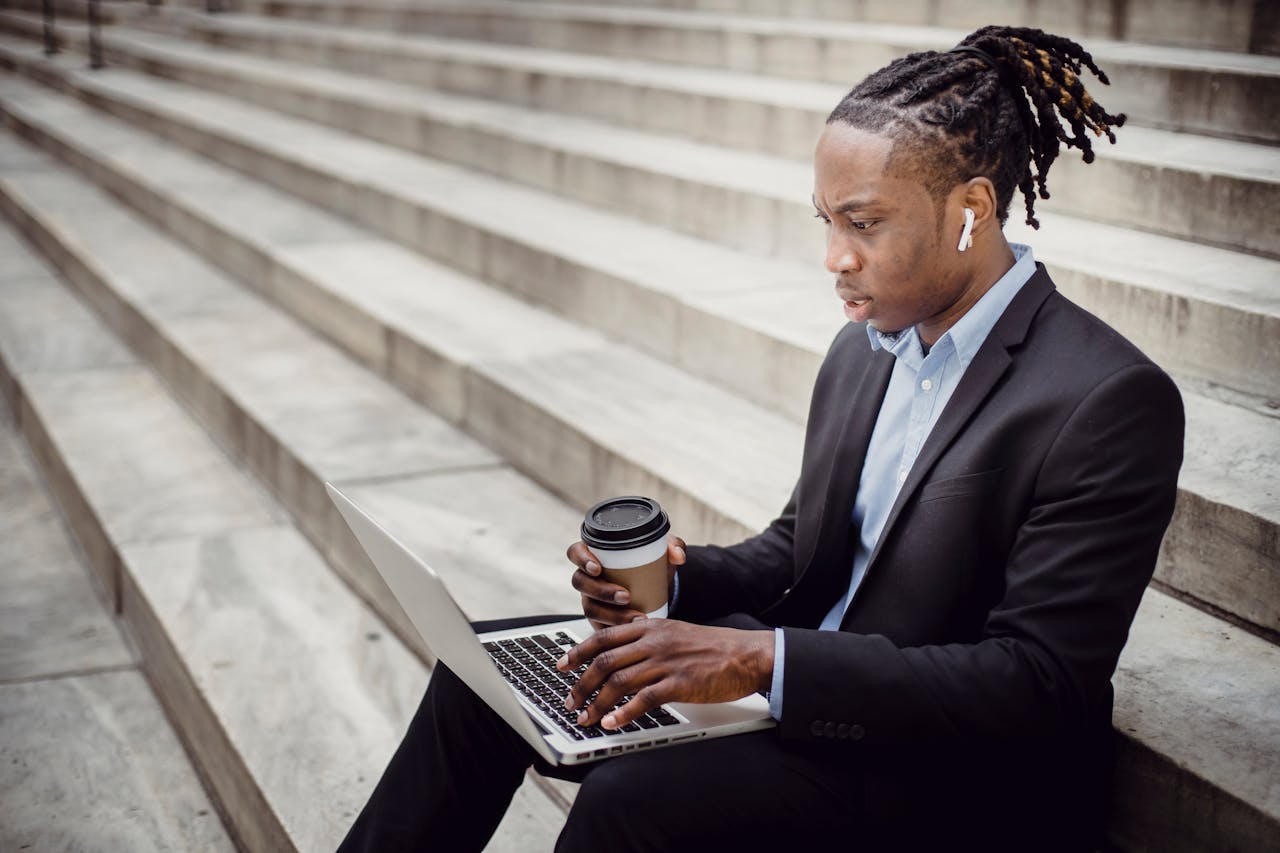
843,299,874,323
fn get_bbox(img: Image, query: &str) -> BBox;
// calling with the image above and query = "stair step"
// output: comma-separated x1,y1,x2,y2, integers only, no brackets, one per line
0,37,837,422
4,149,1278,852
1,668,239,851
1,381,238,850
27,12,1277,261
1,59,1275,637
0,412,133,683
5,33,1278,408
1165,392,1280,636
1110,588,1280,851
0,218,571,851
0,85,806,542
0,134,599,651
515,0,1276,55
2,13,1278,850
213,0,1280,143
0,218,136,410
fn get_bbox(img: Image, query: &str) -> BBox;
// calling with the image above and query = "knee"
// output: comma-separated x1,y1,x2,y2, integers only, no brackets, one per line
556,758,671,853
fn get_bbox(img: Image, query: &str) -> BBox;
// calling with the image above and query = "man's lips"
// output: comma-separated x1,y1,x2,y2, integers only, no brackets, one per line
841,294,873,322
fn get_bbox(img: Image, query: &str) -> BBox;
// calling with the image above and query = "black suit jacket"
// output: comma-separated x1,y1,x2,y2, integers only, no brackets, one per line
675,266,1185,846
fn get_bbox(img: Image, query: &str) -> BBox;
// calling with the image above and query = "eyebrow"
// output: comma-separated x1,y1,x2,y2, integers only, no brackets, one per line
812,195,882,215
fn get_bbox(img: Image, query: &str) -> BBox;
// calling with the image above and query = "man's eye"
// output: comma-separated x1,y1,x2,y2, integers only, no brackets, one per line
813,212,830,224
849,220,873,231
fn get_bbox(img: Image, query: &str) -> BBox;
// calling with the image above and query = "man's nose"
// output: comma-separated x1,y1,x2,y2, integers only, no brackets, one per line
825,234,860,274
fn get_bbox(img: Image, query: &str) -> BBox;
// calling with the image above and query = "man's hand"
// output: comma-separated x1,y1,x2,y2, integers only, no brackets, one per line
567,535,686,630
556,619,774,730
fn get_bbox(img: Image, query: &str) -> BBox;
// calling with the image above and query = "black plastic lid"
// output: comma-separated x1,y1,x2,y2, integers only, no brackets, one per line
580,496,670,551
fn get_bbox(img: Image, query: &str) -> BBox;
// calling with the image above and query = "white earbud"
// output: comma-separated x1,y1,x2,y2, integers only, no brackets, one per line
957,208,975,252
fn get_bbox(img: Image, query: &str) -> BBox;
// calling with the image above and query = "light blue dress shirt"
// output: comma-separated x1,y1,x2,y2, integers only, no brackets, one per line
766,244,1038,719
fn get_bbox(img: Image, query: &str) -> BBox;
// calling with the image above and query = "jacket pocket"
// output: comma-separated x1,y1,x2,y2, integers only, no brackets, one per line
917,467,1004,504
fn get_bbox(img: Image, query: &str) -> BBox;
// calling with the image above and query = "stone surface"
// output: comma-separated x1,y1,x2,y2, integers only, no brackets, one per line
58,12,1278,257
329,468,587,623
0,218,138,412
210,0,1280,142
119,522,566,853
1113,588,1280,850
515,0,1267,54
16,367,282,601
0,669,237,853
3,28,1274,407
0,4,1276,849
1012,212,1280,402
466,344,800,543
271,238,610,423
0,61,835,422
0,406,133,681
2,52,1275,634
1161,394,1280,635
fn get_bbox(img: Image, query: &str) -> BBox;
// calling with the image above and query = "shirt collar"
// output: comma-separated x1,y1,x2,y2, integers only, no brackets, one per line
866,243,1036,369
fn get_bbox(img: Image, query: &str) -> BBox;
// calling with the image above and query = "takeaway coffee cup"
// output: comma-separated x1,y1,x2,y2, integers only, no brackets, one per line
580,496,672,618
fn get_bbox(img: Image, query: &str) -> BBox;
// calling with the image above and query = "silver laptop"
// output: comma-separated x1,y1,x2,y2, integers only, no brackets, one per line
326,483,775,766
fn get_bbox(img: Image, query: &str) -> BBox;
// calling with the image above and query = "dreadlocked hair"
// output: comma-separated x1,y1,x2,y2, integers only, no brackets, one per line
826,26,1126,229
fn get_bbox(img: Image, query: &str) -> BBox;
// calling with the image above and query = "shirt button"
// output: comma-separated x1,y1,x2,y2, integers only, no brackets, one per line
921,378,933,391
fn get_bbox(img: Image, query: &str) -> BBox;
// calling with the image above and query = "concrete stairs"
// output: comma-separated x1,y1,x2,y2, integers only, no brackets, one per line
0,0,1275,850
0,247,236,851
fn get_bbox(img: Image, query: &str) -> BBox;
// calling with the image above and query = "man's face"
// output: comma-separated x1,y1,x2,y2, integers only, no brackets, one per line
813,122,973,343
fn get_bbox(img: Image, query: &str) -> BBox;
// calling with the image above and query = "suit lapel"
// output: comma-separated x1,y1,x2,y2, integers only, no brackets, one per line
844,266,1057,621
774,344,893,626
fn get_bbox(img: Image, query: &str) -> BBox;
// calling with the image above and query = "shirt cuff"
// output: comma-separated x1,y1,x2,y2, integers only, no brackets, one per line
768,628,785,721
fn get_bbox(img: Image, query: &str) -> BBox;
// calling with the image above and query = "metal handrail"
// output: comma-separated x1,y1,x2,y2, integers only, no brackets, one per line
87,0,103,68
39,0,106,69
42,0,58,55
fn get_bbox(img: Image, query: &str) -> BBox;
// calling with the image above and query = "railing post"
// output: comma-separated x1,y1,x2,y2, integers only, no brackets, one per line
88,0,104,69
41,0,59,56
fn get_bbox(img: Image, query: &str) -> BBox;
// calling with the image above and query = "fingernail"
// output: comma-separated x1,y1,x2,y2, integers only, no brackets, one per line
578,710,589,725
675,546,686,561
614,590,630,604
602,714,617,729
556,654,568,670
585,560,600,575
564,696,574,710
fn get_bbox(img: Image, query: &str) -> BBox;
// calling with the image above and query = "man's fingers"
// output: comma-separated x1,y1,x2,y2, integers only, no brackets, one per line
566,542,602,576
558,620,644,672
574,663,658,728
599,685,667,730
571,568,631,605
668,536,687,565
564,641,651,713
580,596,646,628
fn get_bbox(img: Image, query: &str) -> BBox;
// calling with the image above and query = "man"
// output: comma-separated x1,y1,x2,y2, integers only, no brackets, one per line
339,25,1184,852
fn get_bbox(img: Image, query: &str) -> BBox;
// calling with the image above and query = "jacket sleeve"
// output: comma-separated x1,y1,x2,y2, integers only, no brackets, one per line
776,362,1185,745
669,323,866,624
671,481,800,623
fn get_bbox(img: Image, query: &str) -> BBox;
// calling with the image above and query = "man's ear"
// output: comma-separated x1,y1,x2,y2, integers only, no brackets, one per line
960,178,999,237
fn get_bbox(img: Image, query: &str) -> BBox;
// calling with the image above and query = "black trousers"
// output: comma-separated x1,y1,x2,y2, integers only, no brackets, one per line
335,615,888,853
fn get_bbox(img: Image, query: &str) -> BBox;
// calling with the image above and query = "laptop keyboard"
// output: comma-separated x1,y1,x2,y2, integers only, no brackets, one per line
484,631,682,741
